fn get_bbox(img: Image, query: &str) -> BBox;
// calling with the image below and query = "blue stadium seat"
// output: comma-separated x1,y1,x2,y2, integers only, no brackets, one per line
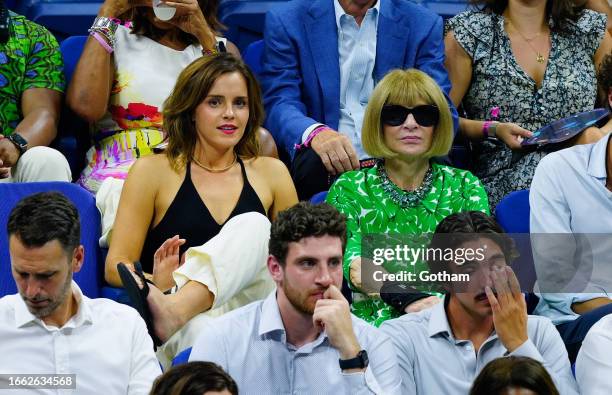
242,39,264,79
495,189,536,292
415,0,469,20
310,191,328,204
56,35,89,181
495,189,530,233
0,182,102,298
219,0,287,52
23,1,100,41
171,347,192,367
0,182,128,303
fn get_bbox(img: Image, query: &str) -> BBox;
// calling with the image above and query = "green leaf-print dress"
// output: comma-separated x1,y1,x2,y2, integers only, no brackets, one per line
326,162,490,326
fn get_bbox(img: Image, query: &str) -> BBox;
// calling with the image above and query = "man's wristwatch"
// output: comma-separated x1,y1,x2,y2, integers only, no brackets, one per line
7,133,28,156
339,350,369,370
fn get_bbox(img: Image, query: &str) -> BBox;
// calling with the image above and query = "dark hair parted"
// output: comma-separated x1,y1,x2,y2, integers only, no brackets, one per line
469,0,585,30
597,53,612,109
150,361,238,395
129,0,224,44
163,53,263,170
427,211,519,275
269,202,347,266
470,356,559,395
7,192,80,254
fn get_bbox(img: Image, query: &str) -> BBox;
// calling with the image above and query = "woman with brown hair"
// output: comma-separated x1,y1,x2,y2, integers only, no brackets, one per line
445,0,612,209
67,0,277,194
470,356,560,395
105,53,297,365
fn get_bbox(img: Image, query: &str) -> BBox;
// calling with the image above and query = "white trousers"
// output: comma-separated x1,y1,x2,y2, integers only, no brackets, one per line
156,212,275,368
0,146,71,183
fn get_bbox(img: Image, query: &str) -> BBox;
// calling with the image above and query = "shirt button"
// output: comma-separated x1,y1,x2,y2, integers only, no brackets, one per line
465,345,472,351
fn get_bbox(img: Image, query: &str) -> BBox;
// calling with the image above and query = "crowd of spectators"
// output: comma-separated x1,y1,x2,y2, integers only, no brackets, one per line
2,0,612,393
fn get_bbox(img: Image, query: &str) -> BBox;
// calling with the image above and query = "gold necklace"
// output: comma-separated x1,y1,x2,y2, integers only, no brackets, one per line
507,19,548,64
192,153,238,173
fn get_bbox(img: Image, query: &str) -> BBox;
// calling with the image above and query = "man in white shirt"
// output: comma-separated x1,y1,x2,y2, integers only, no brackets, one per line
530,53,612,361
381,211,577,395
190,202,401,394
0,191,161,394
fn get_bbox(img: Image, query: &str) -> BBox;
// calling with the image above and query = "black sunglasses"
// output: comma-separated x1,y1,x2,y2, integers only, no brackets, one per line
381,104,439,127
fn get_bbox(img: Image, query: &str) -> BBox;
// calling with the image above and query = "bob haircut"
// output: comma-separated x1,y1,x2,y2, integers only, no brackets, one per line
129,0,225,44
469,0,584,31
362,69,453,160
163,53,263,170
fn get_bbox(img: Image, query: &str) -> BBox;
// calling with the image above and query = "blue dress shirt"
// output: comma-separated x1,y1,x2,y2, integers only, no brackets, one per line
189,291,401,394
530,134,612,324
380,297,578,394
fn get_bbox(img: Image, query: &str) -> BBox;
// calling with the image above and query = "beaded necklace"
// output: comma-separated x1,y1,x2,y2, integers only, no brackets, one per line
376,161,434,208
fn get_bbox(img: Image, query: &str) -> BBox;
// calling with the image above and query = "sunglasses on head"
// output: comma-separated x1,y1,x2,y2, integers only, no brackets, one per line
381,104,439,127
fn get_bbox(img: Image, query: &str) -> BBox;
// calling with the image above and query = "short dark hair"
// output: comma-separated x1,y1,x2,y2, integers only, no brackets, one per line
150,361,238,395
427,211,518,275
7,192,80,254
469,0,584,31
470,356,559,395
269,202,347,265
598,53,612,109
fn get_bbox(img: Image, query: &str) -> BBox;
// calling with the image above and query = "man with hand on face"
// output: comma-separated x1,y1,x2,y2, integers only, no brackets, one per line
189,202,401,394
0,192,161,394
381,211,577,395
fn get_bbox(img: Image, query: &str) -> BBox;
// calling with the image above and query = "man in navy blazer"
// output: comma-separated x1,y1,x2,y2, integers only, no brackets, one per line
261,0,457,200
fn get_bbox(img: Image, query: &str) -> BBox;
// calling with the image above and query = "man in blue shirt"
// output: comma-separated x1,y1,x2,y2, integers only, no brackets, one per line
381,211,577,394
530,54,612,362
261,0,456,200
189,202,401,394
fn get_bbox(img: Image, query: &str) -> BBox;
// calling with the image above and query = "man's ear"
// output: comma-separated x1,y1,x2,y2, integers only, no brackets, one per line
268,255,284,283
71,245,85,273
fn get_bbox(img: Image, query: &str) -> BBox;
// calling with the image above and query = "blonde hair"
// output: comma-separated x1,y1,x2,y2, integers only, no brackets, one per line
362,69,453,159
163,53,262,170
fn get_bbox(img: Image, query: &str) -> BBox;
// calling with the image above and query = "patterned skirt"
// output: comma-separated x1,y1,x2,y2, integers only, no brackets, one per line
78,128,165,194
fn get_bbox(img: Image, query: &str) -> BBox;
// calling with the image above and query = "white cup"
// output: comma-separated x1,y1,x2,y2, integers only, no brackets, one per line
152,0,176,21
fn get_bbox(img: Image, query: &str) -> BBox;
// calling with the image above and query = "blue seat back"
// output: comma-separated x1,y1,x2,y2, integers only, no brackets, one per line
243,39,264,79
495,190,530,233
219,0,287,52
0,182,102,298
171,347,192,367
495,189,535,291
23,1,101,41
56,35,89,180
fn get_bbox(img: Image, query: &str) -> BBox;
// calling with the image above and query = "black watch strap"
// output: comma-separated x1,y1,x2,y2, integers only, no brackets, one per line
339,350,368,370
7,133,28,155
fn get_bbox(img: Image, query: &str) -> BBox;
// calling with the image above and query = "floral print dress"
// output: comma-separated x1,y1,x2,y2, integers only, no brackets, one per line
326,162,489,326
446,10,606,209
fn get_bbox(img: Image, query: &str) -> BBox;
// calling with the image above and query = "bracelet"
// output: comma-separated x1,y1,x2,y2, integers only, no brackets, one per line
91,32,114,53
304,125,330,147
483,121,498,138
202,46,218,56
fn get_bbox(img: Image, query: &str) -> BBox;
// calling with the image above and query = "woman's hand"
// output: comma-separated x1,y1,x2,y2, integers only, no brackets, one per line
162,0,216,49
495,122,533,150
152,235,186,292
99,0,152,18
404,295,441,314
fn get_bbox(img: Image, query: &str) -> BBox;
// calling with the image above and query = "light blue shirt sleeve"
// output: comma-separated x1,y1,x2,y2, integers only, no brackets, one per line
530,154,609,324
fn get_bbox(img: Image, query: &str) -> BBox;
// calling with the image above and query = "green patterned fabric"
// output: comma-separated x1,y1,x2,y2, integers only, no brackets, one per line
326,162,490,326
0,12,64,136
